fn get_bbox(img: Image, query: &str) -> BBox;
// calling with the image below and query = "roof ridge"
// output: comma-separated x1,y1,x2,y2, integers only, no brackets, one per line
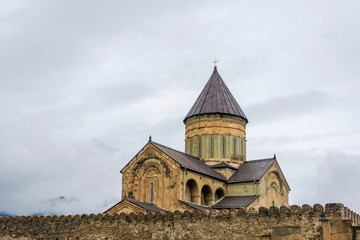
151,141,200,160
223,195,260,198
246,158,275,163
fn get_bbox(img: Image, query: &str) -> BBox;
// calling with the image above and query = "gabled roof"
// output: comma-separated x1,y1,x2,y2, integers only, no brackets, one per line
104,198,166,213
227,158,275,183
125,198,166,212
210,162,237,170
152,141,226,181
212,195,259,209
184,67,248,123
179,200,213,211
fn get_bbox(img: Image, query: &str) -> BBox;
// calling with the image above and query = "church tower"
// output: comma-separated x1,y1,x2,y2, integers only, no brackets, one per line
184,66,248,168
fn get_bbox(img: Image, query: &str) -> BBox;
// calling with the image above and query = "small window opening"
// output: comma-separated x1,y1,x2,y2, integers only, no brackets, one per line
272,200,275,207
150,183,154,203
210,136,213,157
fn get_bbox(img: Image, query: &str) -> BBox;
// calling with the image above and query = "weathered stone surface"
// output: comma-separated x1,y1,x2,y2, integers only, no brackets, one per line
1,204,359,240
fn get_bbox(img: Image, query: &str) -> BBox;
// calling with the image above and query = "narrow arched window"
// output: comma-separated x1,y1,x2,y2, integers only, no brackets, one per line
210,136,213,158
150,183,154,203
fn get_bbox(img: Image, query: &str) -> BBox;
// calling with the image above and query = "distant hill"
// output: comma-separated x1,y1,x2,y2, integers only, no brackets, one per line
0,211,58,217
0,211,11,216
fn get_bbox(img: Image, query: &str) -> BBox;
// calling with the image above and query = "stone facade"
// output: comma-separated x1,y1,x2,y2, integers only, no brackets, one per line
1,204,360,240
114,138,290,213
121,144,183,211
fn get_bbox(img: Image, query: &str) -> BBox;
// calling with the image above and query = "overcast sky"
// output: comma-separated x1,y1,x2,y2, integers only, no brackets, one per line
1,0,360,216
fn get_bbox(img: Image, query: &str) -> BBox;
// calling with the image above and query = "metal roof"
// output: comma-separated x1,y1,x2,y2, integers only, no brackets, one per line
212,195,259,209
184,67,248,123
104,198,166,213
210,162,238,170
125,198,166,212
227,158,275,183
151,141,226,181
179,200,213,211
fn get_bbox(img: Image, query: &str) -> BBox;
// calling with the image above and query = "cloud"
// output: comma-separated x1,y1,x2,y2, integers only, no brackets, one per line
0,211,12,217
314,152,360,212
283,151,360,214
92,139,120,155
47,196,78,206
246,91,333,124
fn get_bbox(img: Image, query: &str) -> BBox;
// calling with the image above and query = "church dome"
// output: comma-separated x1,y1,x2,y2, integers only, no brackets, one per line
184,67,248,123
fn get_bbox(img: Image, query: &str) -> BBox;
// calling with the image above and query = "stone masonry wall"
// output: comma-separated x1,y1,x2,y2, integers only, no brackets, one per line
1,203,359,240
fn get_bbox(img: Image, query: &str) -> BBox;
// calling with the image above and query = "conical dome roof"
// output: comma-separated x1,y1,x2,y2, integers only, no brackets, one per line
184,67,248,123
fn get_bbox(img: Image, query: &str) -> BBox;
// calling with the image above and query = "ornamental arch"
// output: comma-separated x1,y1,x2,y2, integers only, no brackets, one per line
135,159,172,207
266,171,283,195
266,171,283,207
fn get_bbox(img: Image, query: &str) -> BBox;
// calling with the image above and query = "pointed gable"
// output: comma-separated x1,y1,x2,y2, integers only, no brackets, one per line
104,198,166,214
184,67,248,123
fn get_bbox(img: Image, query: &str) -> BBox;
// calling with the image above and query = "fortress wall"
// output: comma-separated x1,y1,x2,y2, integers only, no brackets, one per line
0,203,359,240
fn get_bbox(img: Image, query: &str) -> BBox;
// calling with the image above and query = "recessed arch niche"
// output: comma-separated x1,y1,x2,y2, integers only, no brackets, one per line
214,188,225,202
185,179,200,204
201,185,213,206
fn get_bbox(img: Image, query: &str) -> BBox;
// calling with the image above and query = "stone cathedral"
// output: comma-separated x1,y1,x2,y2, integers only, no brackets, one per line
105,66,290,214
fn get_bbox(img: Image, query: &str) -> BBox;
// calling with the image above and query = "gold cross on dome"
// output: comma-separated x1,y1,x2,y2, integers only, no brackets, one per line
213,58,219,68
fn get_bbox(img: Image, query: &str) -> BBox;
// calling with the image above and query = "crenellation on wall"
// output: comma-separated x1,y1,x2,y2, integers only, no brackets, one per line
342,206,360,226
301,204,312,212
0,203,359,239
289,205,301,214
313,203,324,214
